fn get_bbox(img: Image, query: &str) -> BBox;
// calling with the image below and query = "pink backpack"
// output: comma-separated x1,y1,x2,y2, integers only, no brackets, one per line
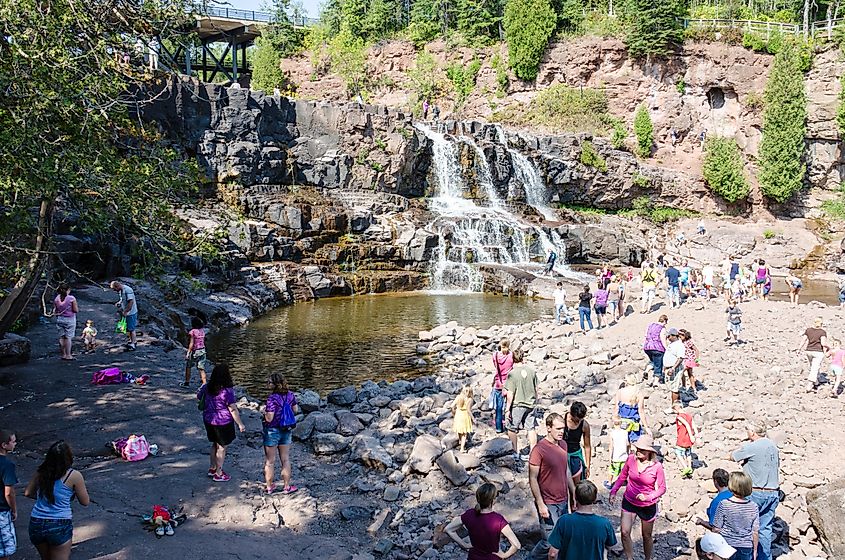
121,434,150,461
92,368,124,385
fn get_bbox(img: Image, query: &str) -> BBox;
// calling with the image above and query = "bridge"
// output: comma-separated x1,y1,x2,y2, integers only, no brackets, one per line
159,6,318,84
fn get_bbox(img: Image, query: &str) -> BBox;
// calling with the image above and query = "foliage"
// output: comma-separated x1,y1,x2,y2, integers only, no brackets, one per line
676,77,686,94
494,84,614,134
763,228,777,238
623,0,687,58
758,39,807,203
702,137,750,202
745,92,765,110
580,140,608,171
610,119,628,149
838,75,845,138
446,59,482,110
0,0,207,334
822,194,845,219
503,0,557,81
626,197,695,223
252,37,292,94
455,0,502,45
556,0,586,31
632,173,651,188
406,0,448,45
633,104,653,158
491,53,509,96
326,25,368,97
407,51,444,114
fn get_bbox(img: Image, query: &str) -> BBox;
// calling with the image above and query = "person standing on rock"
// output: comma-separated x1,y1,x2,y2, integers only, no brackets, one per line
798,317,828,393
665,261,681,309
452,386,475,454
528,413,576,560
607,275,622,324
609,434,666,560
728,422,780,560
504,349,537,461
642,315,668,384
679,260,692,299
182,316,208,388
262,373,298,495
492,340,514,434
562,402,592,486
110,280,138,351
672,402,698,478
51,284,78,361
577,285,594,334
725,300,743,345
553,283,571,326
547,480,617,560
593,282,609,330
826,337,844,397
640,263,658,313
546,251,558,276
710,472,760,560
198,364,246,482
755,260,770,299
613,373,652,444
444,483,521,560
702,263,715,304
663,328,686,408
679,329,700,395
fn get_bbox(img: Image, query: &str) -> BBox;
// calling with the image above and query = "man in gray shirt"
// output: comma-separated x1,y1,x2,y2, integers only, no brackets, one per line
110,280,138,350
729,421,780,560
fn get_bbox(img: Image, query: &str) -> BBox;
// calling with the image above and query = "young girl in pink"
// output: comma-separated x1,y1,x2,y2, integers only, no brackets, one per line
679,329,700,396
827,338,844,397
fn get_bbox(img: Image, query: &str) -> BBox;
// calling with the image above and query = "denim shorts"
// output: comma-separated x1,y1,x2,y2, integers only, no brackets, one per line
0,510,16,556
29,518,73,547
125,313,138,332
263,426,293,447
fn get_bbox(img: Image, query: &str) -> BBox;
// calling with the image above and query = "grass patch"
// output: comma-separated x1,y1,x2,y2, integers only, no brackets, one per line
579,140,607,171
763,228,777,239
493,84,615,135
560,196,695,224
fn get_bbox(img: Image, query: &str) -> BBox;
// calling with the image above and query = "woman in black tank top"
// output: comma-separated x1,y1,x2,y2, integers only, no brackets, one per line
563,413,584,453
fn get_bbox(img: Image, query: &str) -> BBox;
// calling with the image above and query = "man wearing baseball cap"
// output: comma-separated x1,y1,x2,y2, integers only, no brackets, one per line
662,328,686,409
696,531,736,560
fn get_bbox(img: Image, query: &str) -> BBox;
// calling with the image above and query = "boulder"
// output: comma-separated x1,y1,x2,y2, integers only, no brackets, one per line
292,414,316,441
405,434,443,474
311,412,339,433
0,333,30,366
329,385,357,406
313,433,350,454
350,434,394,470
476,438,513,460
435,450,469,486
298,389,322,412
807,478,845,558
336,410,365,436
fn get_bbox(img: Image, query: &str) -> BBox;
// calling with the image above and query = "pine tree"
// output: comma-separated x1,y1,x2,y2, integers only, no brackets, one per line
758,39,807,203
623,0,686,58
633,104,653,158
503,0,556,81
455,0,499,43
555,0,585,31
702,137,750,202
363,0,398,39
340,0,369,37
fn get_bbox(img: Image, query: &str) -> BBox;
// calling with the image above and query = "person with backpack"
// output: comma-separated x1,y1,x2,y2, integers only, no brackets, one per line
24,441,90,559
197,364,245,482
262,373,298,495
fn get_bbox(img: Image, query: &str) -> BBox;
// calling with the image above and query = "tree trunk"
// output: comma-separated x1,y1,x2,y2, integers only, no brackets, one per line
0,199,53,337
803,0,810,37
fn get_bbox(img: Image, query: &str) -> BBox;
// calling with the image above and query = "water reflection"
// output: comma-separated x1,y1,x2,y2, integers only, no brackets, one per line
207,292,550,395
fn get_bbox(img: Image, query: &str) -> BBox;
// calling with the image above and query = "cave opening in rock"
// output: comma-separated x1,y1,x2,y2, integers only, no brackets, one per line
707,87,725,110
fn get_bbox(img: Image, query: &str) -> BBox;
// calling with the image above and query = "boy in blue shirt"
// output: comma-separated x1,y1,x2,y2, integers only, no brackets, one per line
548,480,617,560
0,430,18,559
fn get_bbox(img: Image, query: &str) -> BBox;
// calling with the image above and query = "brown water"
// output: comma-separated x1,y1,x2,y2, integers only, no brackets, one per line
207,292,551,394
767,276,839,306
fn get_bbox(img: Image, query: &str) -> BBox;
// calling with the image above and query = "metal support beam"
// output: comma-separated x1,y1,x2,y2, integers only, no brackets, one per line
231,37,237,81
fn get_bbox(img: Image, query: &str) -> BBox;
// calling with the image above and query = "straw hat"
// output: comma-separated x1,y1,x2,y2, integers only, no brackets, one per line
632,434,657,453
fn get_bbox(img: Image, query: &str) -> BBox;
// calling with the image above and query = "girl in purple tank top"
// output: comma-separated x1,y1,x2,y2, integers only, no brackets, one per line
445,483,521,560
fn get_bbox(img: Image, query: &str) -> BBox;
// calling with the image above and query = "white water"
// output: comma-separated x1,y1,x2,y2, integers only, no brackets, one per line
493,125,557,221
416,123,576,291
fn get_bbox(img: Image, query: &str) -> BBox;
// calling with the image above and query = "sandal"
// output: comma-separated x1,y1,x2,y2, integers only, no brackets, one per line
281,485,298,494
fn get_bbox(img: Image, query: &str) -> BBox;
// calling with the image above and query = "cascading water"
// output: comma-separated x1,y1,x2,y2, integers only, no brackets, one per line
416,123,575,292
493,125,557,221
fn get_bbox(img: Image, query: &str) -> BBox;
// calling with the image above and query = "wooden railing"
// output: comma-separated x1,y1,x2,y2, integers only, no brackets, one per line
682,17,845,39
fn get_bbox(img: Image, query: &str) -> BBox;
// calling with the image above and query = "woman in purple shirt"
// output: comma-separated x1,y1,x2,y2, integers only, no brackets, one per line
594,282,610,329
52,284,78,360
445,483,521,560
197,364,245,482
642,314,668,383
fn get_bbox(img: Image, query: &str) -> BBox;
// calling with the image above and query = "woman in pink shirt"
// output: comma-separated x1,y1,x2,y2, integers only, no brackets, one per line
491,339,513,434
609,435,666,560
827,337,845,397
52,284,79,360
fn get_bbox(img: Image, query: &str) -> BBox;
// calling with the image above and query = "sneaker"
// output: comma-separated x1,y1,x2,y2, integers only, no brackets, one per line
179,381,190,388
155,525,165,537
603,481,613,490
207,468,216,478
519,454,531,462
164,524,174,536
213,471,231,482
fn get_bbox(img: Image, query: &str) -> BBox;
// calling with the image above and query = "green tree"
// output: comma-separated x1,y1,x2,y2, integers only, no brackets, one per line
702,137,750,202
0,0,203,336
446,59,482,111
363,0,399,40
327,24,368,97
623,0,687,58
407,0,444,44
758,39,807,203
556,0,586,31
455,0,500,43
340,0,370,37
503,0,557,81
407,51,444,113
252,0,299,92
633,104,653,158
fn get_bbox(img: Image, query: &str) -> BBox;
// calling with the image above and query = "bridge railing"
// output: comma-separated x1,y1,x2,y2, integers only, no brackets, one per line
682,17,845,39
197,4,318,26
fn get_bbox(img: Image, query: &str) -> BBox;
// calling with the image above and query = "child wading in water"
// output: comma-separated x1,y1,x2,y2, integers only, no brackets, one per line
82,320,98,353
827,338,845,397
182,317,207,388
679,329,701,396
672,402,698,478
725,300,742,344
451,386,474,453
604,417,630,490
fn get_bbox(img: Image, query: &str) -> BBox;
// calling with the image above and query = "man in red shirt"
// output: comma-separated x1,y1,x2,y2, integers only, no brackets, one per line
528,412,576,560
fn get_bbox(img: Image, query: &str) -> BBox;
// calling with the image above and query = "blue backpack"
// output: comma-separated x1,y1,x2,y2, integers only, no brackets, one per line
269,393,296,430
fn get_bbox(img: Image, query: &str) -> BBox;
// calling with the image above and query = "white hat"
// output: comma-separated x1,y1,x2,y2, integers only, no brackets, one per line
700,532,736,558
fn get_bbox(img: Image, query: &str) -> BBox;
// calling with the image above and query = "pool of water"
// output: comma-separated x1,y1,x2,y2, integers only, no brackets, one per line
767,276,839,306
207,292,551,395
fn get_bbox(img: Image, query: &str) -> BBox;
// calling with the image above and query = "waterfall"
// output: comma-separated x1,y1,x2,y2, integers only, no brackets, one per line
416,123,576,292
493,125,557,221
462,137,502,209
